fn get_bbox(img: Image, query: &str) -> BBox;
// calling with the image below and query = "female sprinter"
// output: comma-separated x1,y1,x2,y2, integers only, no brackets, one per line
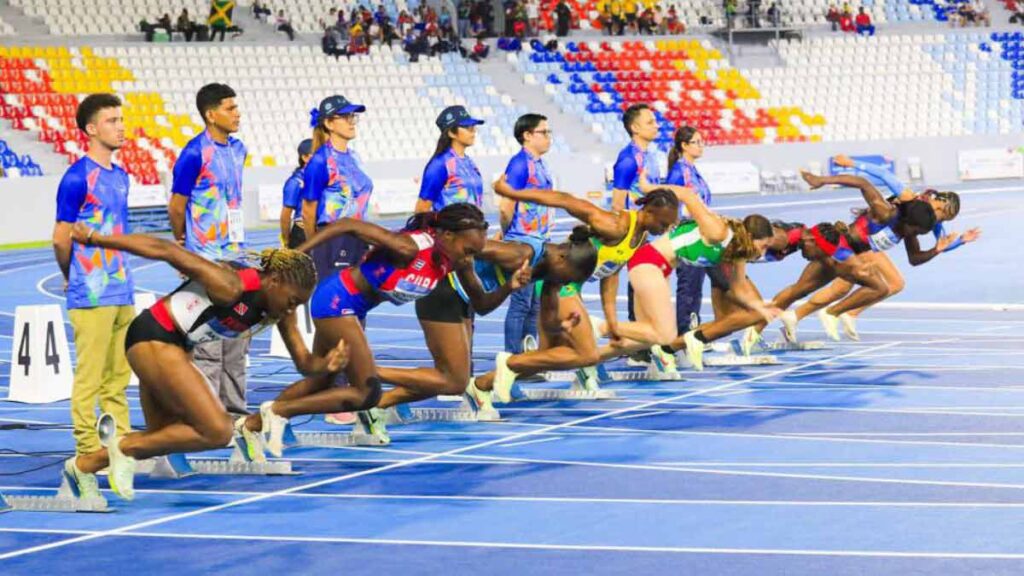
787,158,979,340
607,189,778,371
471,176,679,403
241,203,522,456
364,231,598,435
64,223,345,501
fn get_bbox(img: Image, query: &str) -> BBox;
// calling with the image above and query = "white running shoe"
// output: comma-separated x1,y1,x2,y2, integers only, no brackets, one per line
681,331,705,371
62,457,105,502
779,310,798,343
818,310,841,341
492,352,517,403
522,334,538,352
650,344,678,374
740,327,763,357
464,378,501,421
97,413,136,501
260,401,289,458
233,416,267,463
839,313,860,341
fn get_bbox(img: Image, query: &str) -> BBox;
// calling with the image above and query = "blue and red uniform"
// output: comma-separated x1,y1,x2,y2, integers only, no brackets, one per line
763,221,805,262
311,230,453,320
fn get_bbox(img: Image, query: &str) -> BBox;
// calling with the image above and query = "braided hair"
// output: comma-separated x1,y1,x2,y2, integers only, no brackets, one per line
404,202,489,232
635,188,680,211
255,248,318,291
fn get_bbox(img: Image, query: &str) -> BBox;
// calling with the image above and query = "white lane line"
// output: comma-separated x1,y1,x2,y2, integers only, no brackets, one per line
497,436,564,448
611,410,673,421
0,341,899,561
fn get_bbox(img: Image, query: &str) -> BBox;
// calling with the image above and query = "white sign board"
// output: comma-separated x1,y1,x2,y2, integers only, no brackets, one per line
699,161,761,195
128,184,169,208
7,305,73,403
259,184,283,221
370,178,420,217
958,148,1024,181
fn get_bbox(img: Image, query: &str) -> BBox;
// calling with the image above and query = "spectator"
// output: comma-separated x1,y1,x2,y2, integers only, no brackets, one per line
666,5,685,32
638,5,654,33
973,0,991,25
276,9,296,40
156,13,173,36
440,5,453,30
826,4,840,30
176,9,195,41
470,37,490,61
842,2,852,15
766,1,780,26
653,6,667,33
252,0,271,22
405,29,427,61
457,0,472,36
598,4,613,34
624,0,639,33
398,9,415,35
555,0,573,35
526,0,540,34
609,0,624,34
349,22,369,54
724,0,737,28
321,25,347,58
368,18,382,44
1011,0,1024,24
839,8,855,30
854,6,874,35
514,1,529,37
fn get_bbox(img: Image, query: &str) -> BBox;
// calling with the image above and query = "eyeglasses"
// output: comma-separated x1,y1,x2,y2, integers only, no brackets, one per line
531,129,553,137
337,113,359,124
687,139,706,146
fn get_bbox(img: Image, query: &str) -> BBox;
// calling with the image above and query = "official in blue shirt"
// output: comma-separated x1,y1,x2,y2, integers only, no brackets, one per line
280,138,313,248
51,93,135,495
302,94,373,279
500,113,555,355
415,104,485,214
665,125,713,332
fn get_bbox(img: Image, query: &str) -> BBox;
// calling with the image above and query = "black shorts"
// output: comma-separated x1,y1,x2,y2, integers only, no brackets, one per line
124,309,189,352
286,221,306,249
707,264,733,292
415,276,473,323
310,231,369,280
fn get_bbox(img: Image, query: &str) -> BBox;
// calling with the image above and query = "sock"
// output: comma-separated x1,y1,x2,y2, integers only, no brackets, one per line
693,329,709,343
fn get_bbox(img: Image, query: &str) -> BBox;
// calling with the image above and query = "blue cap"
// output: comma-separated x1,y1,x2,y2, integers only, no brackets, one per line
318,94,366,118
436,105,485,132
297,138,313,155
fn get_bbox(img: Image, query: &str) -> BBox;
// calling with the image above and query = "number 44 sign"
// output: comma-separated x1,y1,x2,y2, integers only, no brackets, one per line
7,305,73,404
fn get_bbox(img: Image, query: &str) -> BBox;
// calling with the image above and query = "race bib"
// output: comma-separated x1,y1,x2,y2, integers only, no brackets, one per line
228,208,245,243
869,227,900,252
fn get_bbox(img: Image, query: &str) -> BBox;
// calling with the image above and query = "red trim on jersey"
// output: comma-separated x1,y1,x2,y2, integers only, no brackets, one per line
239,268,261,291
149,299,177,332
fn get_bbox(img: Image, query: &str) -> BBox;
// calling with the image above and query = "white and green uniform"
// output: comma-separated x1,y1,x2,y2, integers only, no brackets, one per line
668,220,733,267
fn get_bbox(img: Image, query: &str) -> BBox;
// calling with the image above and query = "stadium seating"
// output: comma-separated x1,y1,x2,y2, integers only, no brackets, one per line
519,38,822,149
0,44,563,184
0,16,15,35
0,139,42,177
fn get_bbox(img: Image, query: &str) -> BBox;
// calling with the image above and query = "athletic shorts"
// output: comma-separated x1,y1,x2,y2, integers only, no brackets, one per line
627,242,673,277
310,269,375,321
309,232,368,281
124,308,189,352
416,275,472,323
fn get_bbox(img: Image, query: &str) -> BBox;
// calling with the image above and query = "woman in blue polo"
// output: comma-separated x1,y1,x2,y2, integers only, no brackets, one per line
301,94,374,279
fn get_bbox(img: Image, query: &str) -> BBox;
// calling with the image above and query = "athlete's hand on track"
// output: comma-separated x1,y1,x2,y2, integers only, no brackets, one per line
325,340,349,373
960,227,982,244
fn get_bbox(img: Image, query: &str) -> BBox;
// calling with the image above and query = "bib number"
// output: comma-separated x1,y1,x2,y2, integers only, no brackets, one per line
228,208,245,243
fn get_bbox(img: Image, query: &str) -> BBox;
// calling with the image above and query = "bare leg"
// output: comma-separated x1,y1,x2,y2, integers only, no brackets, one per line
377,318,473,408
828,252,903,316
794,277,854,320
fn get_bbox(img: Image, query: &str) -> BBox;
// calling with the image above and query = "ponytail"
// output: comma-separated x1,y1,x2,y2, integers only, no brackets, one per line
432,129,455,158
667,125,699,175
405,202,488,232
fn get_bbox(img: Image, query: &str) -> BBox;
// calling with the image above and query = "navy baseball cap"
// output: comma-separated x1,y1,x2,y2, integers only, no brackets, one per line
318,94,366,118
436,105,485,132
297,138,313,155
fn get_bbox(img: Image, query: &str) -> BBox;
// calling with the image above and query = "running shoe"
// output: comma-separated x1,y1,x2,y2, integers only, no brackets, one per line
650,344,678,374
493,352,517,403
62,457,105,502
233,416,267,463
324,411,357,425
97,413,136,501
818,310,841,341
260,401,290,458
681,331,705,371
740,327,763,357
464,378,501,421
356,407,390,444
839,313,860,341
779,310,798,342
574,365,600,391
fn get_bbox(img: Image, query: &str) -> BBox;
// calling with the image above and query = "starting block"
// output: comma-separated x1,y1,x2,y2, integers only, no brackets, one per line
0,475,111,513
760,340,827,352
703,354,781,367
516,369,619,401
293,430,389,448
138,446,299,478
